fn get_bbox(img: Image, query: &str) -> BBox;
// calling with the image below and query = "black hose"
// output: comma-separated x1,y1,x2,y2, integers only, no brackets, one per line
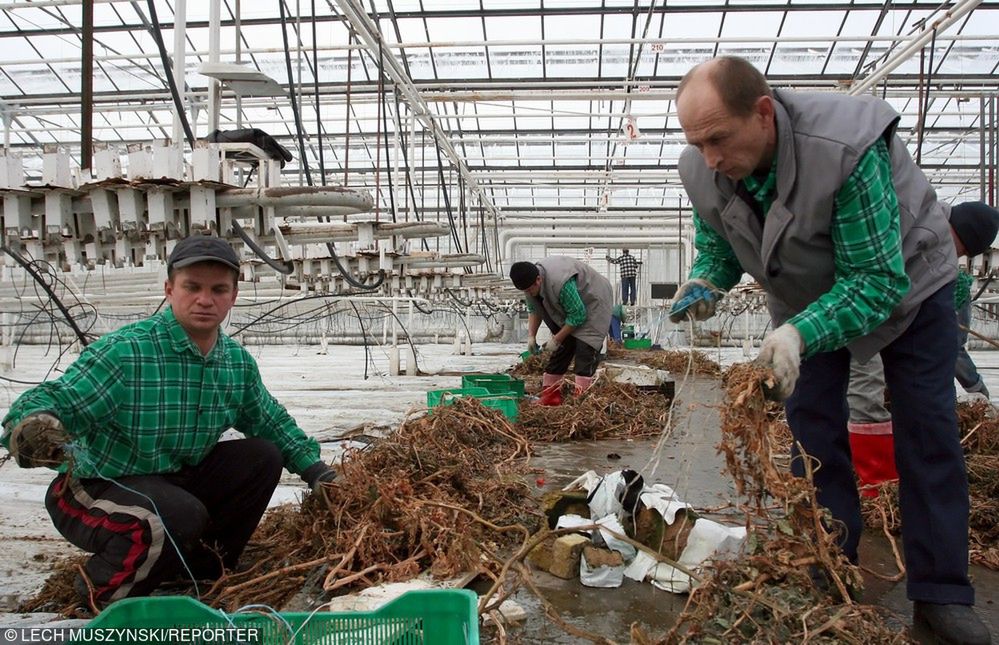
2,245,90,347
311,0,326,186
371,302,422,374
434,145,463,253
231,220,295,275
347,299,371,380
145,0,195,148
326,242,386,290
278,0,314,186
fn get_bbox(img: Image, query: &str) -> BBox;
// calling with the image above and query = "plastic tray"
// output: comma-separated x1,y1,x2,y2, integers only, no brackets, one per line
82,589,479,645
461,374,526,398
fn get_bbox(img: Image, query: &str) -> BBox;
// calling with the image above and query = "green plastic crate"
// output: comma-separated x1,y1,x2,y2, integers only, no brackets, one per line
623,337,652,350
80,589,479,645
461,374,526,398
427,386,490,408
476,395,519,421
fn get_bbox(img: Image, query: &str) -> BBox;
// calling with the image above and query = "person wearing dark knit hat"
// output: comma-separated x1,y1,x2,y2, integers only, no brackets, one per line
950,201,999,257
1,235,335,609
950,201,999,399
509,258,613,406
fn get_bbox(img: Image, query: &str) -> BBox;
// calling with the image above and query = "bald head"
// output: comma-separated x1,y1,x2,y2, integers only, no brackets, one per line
676,56,777,180
677,56,772,118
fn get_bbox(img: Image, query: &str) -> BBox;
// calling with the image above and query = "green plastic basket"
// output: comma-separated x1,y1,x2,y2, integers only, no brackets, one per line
427,387,491,408
461,374,526,398
427,386,519,422
623,337,652,350
475,395,519,421
80,589,479,645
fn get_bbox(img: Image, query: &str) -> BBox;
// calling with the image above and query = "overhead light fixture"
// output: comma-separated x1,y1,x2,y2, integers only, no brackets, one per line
198,62,287,98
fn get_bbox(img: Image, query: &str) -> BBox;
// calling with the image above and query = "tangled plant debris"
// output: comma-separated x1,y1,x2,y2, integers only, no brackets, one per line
635,363,907,644
22,399,542,614
516,379,670,442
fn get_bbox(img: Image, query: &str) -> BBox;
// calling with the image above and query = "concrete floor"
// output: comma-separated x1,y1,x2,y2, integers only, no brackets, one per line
515,374,999,643
1,341,998,643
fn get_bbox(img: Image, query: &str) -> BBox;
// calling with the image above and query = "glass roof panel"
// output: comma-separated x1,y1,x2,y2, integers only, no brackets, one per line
720,11,783,39
0,0,993,219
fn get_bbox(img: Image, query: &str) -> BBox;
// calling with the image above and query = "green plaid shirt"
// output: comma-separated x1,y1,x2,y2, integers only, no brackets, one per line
955,269,973,310
525,277,588,327
1,307,319,479
691,138,909,358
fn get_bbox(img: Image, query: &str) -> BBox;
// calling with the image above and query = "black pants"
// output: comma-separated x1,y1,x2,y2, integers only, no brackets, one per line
786,282,973,605
544,334,601,377
45,438,283,606
621,276,637,306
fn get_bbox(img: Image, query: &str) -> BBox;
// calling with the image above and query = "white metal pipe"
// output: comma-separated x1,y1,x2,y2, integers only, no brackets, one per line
208,0,221,133
0,34,989,68
215,186,374,209
848,0,984,96
502,233,683,261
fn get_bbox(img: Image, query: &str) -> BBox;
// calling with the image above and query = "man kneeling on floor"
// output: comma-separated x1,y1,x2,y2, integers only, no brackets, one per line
510,257,613,405
1,235,335,609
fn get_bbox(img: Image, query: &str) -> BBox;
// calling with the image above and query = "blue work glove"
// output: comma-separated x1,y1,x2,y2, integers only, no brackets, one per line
668,279,719,323
302,461,337,493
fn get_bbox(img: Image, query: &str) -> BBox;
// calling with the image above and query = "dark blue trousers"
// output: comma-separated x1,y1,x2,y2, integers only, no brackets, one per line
621,277,637,306
786,282,973,605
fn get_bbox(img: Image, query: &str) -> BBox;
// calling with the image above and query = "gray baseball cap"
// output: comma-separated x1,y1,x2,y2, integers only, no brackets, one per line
167,236,241,272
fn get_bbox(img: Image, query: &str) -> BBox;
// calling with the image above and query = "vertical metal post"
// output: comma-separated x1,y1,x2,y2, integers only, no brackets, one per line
982,95,988,202
2,104,12,154
408,109,416,222
81,0,94,171
990,95,996,207
208,0,221,133
172,0,188,146
392,93,402,223
235,0,243,129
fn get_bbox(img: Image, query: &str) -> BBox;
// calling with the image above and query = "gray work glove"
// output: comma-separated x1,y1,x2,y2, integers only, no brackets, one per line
668,279,719,323
755,324,803,401
527,336,539,354
6,412,68,468
302,461,337,493
543,338,561,354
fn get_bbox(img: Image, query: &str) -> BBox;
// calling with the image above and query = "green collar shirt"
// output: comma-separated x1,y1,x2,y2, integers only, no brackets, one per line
2,307,319,479
691,138,910,358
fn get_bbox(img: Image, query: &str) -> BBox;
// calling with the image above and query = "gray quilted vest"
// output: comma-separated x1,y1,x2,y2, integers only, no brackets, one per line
527,257,613,352
679,89,956,361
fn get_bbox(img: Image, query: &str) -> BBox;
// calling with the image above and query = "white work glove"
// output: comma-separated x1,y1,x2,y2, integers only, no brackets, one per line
6,412,68,468
527,336,539,354
543,338,561,354
756,324,803,401
668,279,719,323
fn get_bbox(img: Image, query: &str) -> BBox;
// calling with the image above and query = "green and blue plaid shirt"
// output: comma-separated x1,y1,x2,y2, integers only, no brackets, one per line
690,138,910,358
955,269,973,310
1,307,319,479
525,277,588,327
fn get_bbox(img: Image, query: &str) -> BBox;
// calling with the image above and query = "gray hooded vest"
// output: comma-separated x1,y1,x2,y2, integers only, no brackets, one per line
527,256,613,352
679,89,956,361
